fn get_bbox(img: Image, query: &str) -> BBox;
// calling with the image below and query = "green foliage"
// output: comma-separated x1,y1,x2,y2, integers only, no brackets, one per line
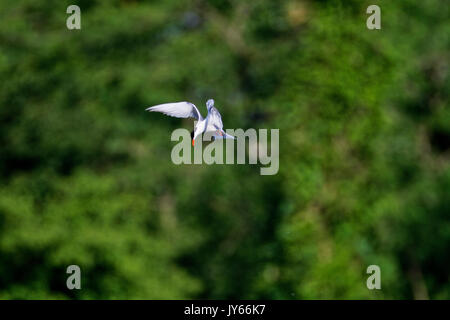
0,0,448,299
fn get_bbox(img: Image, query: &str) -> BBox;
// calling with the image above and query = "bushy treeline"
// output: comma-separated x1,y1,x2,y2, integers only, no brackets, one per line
0,0,448,299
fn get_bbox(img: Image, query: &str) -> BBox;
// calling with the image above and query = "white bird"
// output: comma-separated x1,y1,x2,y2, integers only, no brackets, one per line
146,99,235,146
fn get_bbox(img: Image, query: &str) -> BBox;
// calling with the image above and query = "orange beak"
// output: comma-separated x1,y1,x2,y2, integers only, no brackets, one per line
192,139,195,146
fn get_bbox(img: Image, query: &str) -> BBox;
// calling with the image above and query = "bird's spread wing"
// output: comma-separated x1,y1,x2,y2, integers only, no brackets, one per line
146,102,202,120
207,107,223,129
205,106,234,140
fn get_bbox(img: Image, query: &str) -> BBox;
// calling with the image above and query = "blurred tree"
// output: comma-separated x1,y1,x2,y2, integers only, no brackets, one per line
0,0,448,299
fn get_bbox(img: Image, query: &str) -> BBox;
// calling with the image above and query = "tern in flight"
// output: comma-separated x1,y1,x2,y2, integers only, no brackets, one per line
146,99,235,146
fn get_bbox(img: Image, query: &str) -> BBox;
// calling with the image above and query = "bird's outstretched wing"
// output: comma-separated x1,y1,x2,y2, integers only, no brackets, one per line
206,106,224,129
146,102,203,120
205,106,234,140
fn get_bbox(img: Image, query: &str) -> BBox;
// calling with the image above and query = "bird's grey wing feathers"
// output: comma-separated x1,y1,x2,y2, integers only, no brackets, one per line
207,107,224,129
146,102,202,120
